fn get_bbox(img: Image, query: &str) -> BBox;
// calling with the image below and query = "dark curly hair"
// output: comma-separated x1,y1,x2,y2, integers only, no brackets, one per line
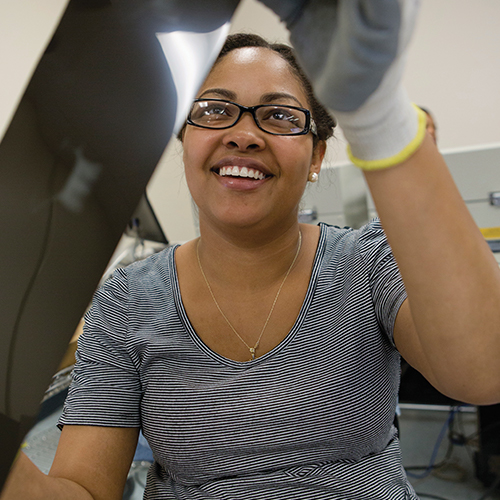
179,33,336,146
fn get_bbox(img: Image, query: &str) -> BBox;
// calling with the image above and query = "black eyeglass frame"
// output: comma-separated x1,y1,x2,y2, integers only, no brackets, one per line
187,98,318,137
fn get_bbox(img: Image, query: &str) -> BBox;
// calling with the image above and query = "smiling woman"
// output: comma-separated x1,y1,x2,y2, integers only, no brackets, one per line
3,4,500,499
180,37,331,237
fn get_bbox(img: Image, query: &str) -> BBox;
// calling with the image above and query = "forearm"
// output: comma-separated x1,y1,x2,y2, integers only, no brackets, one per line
260,0,500,401
365,135,500,402
1,452,94,500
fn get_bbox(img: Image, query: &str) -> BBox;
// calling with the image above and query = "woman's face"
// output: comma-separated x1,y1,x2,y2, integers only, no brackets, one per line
182,46,325,233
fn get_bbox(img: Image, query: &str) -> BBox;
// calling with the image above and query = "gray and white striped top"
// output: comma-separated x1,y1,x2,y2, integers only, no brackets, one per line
60,220,419,499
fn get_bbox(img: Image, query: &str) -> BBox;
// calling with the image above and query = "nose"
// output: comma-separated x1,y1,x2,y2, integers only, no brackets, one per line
222,112,266,151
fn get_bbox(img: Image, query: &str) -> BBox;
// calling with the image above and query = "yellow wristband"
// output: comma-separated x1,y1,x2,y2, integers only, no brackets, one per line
347,104,428,171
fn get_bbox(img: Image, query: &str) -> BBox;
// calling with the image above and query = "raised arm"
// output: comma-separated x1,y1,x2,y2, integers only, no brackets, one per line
1,426,139,500
260,0,500,404
366,134,500,405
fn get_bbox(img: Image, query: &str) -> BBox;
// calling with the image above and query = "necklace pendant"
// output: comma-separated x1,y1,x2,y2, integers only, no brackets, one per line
197,232,302,365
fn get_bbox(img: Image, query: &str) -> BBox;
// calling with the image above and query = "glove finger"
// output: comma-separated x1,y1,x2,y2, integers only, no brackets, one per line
257,0,309,26
314,0,401,111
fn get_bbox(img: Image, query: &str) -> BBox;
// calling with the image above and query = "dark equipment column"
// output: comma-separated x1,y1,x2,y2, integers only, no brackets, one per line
0,0,239,489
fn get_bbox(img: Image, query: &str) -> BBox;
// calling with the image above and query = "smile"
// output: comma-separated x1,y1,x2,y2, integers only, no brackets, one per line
217,166,269,180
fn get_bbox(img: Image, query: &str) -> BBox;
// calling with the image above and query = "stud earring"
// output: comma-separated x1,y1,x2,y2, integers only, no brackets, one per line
309,172,318,183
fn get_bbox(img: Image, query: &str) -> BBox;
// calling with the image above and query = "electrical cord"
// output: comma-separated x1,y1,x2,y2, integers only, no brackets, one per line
405,437,454,474
453,406,478,466
405,405,500,500
4,161,58,416
405,407,459,479
429,406,468,483
463,420,500,445
404,404,478,479
455,410,500,495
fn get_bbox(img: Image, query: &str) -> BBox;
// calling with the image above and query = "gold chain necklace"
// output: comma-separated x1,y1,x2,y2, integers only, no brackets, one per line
196,231,302,361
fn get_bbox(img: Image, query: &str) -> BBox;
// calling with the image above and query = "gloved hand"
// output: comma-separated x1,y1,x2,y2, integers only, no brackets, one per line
258,0,427,171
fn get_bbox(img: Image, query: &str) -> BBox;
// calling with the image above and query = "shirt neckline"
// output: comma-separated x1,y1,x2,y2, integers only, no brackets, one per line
170,224,328,368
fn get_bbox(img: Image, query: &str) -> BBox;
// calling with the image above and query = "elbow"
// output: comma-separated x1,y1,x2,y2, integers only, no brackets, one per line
438,378,500,406
465,386,500,406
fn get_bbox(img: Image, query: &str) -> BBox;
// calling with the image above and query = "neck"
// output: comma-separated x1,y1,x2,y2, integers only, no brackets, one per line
196,222,304,291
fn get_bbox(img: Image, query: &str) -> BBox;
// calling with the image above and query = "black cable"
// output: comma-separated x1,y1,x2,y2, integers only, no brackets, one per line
4,161,58,416
410,407,500,500
405,407,459,479
405,436,454,472
454,406,477,465
464,420,500,444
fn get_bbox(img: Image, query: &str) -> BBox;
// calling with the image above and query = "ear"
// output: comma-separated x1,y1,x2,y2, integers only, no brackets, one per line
310,140,326,176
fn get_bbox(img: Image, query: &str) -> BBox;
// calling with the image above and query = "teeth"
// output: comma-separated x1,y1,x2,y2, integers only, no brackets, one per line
219,166,266,180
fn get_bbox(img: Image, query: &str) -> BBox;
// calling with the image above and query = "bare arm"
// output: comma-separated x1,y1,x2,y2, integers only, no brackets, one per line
257,0,500,404
1,452,94,500
1,426,139,500
366,134,500,405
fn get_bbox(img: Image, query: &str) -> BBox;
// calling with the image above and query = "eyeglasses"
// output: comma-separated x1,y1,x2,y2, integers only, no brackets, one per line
187,98,317,136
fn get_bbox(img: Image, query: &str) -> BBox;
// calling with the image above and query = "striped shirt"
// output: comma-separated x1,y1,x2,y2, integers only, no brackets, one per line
60,220,419,499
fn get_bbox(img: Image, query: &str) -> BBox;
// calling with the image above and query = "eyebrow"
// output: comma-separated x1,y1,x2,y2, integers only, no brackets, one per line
260,92,303,107
198,88,237,101
198,89,304,107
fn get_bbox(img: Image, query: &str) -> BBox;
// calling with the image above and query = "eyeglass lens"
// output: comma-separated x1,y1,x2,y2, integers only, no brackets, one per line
189,100,308,134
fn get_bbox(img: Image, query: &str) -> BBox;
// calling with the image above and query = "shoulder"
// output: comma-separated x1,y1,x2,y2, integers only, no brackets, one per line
319,218,388,257
120,244,178,287
315,219,399,289
92,245,178,311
